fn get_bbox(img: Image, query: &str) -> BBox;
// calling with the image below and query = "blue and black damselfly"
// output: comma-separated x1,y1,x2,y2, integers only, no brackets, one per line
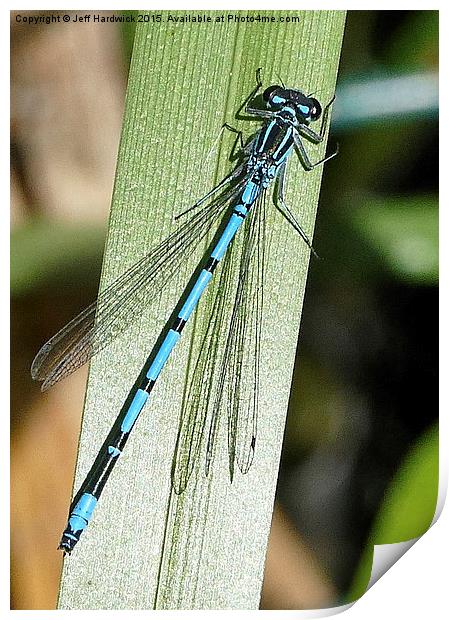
31,70,336,554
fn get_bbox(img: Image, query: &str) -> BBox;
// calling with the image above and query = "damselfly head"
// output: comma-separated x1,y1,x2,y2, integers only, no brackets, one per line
263,85,322,122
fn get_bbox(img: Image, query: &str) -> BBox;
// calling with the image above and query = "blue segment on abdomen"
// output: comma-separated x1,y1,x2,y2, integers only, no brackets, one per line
241,181,260,205
178,269,213,321
211,214,244,260
146,330,180,381
121,388,149,432
68,493,97,534
234,204,248,216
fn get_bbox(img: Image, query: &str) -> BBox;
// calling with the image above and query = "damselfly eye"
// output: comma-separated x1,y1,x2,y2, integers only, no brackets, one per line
309,97,322,120
263,85,281,102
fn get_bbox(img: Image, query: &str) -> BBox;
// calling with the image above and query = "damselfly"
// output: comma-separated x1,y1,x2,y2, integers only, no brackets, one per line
31,70,336,554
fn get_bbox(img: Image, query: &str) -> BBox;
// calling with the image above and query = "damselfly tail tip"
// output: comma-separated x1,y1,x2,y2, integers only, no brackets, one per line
58,536,75,556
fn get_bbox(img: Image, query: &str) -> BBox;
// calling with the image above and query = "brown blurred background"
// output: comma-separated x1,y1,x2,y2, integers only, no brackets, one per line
11,10,438,610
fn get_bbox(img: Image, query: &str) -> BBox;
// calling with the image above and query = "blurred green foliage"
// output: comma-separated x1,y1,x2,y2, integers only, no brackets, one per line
383,10,438,69
11,219,105,296
350,196,438,285
347,423,439,601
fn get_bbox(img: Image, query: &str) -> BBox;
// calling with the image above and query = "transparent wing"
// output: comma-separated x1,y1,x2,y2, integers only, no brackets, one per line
216,191,267,479
171,239,240,494
171,191,268,492
31,181,246,391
